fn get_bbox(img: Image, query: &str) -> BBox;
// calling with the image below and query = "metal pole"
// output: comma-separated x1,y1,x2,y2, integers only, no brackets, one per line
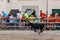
46,0,48,18
46,0,48,27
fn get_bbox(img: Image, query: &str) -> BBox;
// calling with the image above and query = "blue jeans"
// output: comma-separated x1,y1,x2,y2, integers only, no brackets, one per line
54,23,60,30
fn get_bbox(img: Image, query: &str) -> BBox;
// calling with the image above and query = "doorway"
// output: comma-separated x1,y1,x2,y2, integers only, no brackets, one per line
22,5,39,17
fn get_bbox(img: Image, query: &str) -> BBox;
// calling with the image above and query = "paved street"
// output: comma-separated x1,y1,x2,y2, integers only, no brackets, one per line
0,30,60,40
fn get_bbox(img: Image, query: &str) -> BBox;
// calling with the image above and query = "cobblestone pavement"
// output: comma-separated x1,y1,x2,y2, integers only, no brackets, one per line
0,30,60,40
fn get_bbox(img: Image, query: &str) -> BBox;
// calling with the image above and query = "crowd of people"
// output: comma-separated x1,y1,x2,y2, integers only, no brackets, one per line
0,9,60,33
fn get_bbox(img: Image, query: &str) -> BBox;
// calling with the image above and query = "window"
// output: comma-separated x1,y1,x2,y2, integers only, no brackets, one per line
10,9,19,17
52,9,60,16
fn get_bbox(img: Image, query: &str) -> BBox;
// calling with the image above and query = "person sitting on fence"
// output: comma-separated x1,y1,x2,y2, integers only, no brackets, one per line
17,11,23,22
17,11,24,26
2,11,8,26
48,14,54,30
2,11,8,19
13,17,19,26
54,13,60,29
2,16,6,25
23,11,29,21
9,13,14,26
40,10,46,22
5,13,11,26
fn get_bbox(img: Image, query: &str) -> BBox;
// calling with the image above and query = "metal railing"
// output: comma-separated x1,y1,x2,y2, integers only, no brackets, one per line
1,18,60,30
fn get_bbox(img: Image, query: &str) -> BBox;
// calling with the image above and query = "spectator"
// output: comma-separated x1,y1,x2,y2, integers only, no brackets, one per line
54,13,60,22
23,11,29,21
40,10,46,22
5,13,11,26
54,13,60,30
2,16,6,22
9,13,14,26
2,15,6,28
2,11,8,21
17,11,23,22
6,13,11,22
2,11,8,17
49,14,54,22
29,15,35,23
13,16,19,26
48,14,54,30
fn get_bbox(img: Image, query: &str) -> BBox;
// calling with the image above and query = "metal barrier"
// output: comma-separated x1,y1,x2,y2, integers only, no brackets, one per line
1,22,60,30
1,18,60,30
2,22,27,30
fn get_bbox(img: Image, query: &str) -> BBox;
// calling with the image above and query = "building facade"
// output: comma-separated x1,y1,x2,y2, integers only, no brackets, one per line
0,0,60,16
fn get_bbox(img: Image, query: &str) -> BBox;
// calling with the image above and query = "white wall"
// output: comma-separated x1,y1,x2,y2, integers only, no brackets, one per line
0,0,7,15
0,0,60,16
6,0,39,13
0,0,46,16
40,0,46,13
6,0,40,17
48,0,60,16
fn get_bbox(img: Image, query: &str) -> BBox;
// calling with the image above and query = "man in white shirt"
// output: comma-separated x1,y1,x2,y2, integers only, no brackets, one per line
17,11,23,21
17,11,24,26
9,15,14,23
